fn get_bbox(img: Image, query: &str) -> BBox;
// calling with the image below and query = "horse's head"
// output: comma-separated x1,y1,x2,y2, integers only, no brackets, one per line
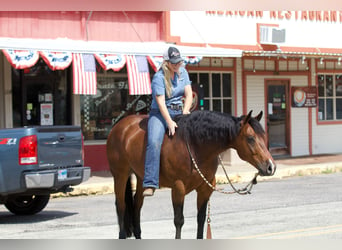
234,111,276,176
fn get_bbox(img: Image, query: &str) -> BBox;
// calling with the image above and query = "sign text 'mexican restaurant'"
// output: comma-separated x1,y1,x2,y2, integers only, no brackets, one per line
206,11,342,23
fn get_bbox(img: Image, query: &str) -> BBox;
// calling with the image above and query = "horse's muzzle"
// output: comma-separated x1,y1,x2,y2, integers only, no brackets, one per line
259,159,276,176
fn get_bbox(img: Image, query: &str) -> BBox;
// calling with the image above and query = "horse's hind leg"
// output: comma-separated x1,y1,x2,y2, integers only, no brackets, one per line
172,180,186,239
114,177,129,239
132,177,144,239
112,166,132,239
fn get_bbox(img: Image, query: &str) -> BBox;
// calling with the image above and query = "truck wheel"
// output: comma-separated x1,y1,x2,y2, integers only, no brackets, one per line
5,195,50,215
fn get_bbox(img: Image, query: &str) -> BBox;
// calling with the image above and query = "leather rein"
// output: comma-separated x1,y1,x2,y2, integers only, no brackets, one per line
186,141,258,195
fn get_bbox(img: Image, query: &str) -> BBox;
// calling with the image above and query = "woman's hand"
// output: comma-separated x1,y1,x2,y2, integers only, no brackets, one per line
167,120,178,136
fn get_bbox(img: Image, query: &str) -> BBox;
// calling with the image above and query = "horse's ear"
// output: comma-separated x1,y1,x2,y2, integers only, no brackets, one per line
255,111,263,121
242,110,253,125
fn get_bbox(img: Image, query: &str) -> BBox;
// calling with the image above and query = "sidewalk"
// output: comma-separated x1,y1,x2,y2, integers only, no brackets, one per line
52,153,342,198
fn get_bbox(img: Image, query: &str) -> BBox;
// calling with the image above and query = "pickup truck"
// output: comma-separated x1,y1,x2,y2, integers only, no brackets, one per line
0,126,91,215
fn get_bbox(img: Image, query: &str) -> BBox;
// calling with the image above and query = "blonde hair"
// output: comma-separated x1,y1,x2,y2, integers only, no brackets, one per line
161,61,173,98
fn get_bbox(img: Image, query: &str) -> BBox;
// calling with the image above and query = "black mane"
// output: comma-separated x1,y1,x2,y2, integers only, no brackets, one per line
174,110,264,147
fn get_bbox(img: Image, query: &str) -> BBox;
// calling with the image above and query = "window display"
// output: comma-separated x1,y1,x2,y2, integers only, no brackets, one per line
80,74,151,140
318,74,342,120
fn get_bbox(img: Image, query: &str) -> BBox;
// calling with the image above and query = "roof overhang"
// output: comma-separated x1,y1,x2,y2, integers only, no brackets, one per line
243,50,342,59
0,37,242,57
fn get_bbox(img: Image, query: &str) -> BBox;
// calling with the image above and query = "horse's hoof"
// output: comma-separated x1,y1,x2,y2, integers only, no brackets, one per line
143,188,155,197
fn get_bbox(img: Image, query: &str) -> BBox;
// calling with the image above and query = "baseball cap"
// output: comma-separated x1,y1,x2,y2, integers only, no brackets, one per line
163,46,183,64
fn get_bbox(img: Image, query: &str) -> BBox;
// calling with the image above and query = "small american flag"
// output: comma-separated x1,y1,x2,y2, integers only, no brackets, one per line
126,55,151,95
72,53,97,95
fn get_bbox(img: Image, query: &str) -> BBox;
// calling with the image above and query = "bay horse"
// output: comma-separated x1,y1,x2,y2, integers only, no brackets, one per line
106,110,276,239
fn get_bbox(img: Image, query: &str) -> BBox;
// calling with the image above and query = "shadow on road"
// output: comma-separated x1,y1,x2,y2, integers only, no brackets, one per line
0,211,77,224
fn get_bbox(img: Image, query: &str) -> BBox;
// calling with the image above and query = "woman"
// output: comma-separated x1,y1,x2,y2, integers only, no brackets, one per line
143,46,193,197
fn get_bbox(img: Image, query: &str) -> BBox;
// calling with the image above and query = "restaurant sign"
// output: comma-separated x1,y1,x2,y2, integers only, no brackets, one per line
291,86,317,107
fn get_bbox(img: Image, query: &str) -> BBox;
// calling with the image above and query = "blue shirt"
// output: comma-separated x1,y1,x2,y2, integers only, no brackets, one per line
150,66,191,110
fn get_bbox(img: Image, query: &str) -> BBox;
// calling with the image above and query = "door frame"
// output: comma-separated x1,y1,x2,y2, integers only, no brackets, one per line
264,79,291,156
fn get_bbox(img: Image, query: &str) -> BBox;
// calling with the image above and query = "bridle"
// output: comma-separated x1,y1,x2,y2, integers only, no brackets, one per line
186,141,259,195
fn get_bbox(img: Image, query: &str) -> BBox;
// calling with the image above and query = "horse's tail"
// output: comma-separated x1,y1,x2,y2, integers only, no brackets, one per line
124,175,134,237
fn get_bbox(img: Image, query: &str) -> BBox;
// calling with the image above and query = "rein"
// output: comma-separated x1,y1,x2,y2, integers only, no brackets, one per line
186,141,259,195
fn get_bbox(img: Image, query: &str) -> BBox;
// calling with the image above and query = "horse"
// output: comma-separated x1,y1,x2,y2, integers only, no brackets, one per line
106,110,276,239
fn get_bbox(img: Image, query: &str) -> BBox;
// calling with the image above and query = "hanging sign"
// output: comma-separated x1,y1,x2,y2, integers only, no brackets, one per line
292,86,317,107
94,54,126,71
2,49,39,69
40,51,73,70
40,103,53,126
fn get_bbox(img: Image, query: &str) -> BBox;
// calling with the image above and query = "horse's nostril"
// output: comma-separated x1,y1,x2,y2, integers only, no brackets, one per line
266,160,276,175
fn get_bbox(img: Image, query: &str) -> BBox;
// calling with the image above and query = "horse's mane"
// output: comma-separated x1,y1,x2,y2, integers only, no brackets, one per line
174,110,264,147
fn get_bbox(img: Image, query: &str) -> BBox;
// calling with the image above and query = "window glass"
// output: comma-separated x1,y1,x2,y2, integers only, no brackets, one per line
11,60,70,127
326,98,333,120
223,73,232,97
326,75,333,97
212,73,221,97
203,99,210,110
336,99,342,119
318,99,325,120
200,73,209,98
317,74,342,121
189,73,198,84
189,71,233,114
80,75,151,140
318,75,325,96
212,100,221,112
223,99,232,114
335,75,342,96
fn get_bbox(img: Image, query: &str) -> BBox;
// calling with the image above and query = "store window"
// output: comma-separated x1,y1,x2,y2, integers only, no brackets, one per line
80,69,151,141
318,74,342,120
189,72,233,113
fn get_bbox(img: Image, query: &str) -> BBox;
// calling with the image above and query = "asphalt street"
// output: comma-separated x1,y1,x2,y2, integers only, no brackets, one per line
1,172,342,239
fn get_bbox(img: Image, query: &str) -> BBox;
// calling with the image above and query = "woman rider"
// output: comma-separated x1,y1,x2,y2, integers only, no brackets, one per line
143,46,193,196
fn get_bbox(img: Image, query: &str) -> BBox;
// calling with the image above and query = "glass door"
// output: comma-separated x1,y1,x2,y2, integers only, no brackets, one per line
12,59,71,127
266,80,290,156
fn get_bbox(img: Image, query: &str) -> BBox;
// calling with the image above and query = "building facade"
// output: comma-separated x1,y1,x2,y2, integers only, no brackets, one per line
1,11,342,172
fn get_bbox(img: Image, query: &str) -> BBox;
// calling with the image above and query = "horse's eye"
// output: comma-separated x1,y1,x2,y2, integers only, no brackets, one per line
247,136,255,145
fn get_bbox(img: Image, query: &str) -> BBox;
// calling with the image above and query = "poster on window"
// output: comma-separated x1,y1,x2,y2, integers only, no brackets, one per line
291,86,317,107
40,103,53,125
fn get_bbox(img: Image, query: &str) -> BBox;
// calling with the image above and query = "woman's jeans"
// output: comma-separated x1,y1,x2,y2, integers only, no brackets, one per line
143,108,181,189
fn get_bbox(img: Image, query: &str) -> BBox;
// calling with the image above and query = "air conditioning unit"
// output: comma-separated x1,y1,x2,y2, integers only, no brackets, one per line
259,26,286,44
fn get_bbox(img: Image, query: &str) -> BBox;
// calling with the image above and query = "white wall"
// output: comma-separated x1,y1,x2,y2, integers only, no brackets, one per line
246,74,310,156
311,109,342,154
170,11,342,49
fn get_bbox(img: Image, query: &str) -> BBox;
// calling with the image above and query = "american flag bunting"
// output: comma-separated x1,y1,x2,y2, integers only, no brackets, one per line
126,55,151,95
72,53,97,95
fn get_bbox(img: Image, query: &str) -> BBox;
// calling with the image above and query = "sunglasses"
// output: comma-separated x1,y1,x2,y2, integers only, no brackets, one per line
170,61,183,66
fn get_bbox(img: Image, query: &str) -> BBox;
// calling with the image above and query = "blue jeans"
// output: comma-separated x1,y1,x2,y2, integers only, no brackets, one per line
143,108,181,189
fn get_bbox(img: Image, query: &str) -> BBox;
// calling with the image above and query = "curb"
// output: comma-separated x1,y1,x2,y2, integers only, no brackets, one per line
52,162,342,198
217,162,342,184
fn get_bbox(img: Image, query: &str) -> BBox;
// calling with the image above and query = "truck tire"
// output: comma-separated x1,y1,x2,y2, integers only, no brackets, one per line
4,194,50,215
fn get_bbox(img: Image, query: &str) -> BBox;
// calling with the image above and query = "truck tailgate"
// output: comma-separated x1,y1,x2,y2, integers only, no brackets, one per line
36,126,83,168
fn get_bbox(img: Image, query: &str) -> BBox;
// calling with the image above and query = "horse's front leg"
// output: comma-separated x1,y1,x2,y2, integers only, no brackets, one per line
196,180,215,239
171,180,186,239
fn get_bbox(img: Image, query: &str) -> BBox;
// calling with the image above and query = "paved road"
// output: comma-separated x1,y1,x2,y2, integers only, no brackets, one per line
1,172,342,239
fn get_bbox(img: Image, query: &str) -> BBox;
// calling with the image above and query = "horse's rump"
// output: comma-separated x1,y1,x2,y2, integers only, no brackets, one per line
107,115,148,178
